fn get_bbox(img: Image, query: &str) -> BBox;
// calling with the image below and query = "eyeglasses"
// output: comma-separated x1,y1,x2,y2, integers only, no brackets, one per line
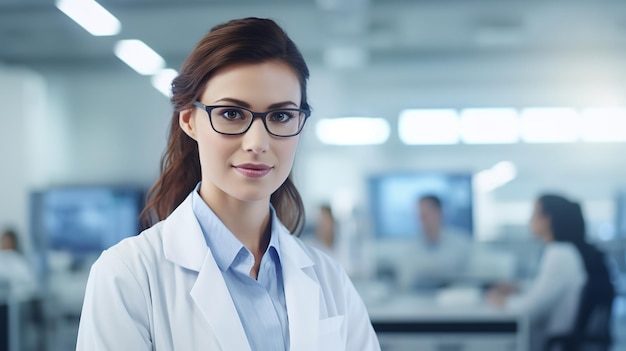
193,101,311,137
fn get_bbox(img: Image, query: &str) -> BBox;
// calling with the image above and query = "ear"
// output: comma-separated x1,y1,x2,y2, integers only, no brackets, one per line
179,108,197,140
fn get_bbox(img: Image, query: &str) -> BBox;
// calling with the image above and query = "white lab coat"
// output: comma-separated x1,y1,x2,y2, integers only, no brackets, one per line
0,250,38,301
76,194,380,351
507,242,586,350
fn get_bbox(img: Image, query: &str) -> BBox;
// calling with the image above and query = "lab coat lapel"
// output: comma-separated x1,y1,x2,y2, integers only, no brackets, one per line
162,195,251,351
278,224,320,351
190,251,250,351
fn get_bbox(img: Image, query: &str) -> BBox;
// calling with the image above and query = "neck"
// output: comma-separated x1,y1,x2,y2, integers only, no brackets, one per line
424,227,441,243
543,232,554,243
199,184,271,259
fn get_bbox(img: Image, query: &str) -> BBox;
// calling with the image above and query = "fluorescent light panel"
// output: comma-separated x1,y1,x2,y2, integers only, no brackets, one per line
56,0,121,36
398,109,460,145
474,161,517,193
580,107,626,142
114,40,165,75
520,108,580,143
460,108,519,144
151,68,178,97
316,117,390,145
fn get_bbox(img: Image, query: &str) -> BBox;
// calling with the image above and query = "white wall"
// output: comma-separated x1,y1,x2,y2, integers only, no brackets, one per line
0,65,56,252
42,69,170,185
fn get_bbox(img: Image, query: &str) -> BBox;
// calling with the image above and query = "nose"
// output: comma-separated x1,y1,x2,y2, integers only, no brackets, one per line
241,118,269,154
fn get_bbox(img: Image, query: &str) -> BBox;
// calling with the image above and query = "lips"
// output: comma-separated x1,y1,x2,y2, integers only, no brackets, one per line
233,163,273,178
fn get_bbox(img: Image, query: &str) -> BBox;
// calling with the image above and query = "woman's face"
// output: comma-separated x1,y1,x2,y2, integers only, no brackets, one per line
0,233,16,250
530,201,552,242
180,61,302,205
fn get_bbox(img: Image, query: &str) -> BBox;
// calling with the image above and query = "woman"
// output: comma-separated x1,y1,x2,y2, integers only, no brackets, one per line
0,229,38,300
487,194,614,350
75,18,380,350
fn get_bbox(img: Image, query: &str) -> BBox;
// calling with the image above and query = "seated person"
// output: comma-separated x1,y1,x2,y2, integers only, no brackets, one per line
0,229,38,300
487,194,615,351
395,195,471,290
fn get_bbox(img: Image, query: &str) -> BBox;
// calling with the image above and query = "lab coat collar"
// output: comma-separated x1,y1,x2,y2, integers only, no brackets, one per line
162,193,251,350
162,193,321,351
162,193,207,272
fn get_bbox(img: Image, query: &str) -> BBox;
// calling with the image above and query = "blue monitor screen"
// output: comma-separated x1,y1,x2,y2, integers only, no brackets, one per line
368,172,473,238
33,186,145,256
617,190,626,238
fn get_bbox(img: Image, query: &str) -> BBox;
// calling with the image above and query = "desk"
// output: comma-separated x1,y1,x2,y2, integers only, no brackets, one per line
364,292,529,351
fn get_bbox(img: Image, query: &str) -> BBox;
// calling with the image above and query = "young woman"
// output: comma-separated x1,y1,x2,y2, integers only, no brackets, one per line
75,17,380,350
487,194,614,350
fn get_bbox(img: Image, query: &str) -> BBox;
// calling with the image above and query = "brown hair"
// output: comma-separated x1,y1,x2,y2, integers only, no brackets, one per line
140,18,310,235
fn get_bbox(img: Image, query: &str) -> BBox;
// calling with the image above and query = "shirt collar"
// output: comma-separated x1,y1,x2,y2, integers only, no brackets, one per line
191,183,281,271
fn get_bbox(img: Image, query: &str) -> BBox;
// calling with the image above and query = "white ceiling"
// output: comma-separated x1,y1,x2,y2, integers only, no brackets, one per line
2,0,626,72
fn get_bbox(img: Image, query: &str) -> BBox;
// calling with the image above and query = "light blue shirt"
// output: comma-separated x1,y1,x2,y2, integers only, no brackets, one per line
191,186,289,351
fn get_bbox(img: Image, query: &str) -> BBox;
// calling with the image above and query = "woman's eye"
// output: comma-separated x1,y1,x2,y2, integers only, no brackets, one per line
270,111,295,123
220,109,245,120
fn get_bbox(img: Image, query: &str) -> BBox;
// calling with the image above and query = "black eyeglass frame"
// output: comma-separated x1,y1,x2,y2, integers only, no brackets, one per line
193,101,311,137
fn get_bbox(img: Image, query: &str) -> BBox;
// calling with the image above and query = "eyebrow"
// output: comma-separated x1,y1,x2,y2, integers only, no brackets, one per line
214,97,299,110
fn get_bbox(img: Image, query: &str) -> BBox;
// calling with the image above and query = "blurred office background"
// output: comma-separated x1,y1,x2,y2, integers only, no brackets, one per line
1,0,626,350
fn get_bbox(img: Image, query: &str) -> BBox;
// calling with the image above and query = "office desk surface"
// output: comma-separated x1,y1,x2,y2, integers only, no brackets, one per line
365,293,520,322
361,289,529,350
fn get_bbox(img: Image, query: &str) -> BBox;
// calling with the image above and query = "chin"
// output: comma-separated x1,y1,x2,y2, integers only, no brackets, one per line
229,188,275,203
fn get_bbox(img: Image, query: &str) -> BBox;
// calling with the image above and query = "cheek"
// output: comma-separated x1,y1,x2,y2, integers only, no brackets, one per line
531,217,546,233
276,138,299,168
196,135,233,170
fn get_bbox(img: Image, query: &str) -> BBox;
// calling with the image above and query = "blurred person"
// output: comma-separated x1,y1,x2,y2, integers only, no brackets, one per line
0,228,38,300
396,195,471,289
487,194,615,350
76,17,380,351
315,205,336,251
302,204,337,257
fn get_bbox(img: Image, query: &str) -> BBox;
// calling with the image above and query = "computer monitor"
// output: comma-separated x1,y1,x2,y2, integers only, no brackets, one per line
30,186,145,259
617,190,626,238
368,172,473,238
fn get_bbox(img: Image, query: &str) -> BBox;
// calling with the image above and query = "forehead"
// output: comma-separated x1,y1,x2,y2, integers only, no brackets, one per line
419,199,437,208
201,61,301,107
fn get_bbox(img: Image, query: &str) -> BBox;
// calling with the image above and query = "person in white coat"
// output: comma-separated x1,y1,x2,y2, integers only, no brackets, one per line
0,229,38,301
76,17,380,351
487,194,615,351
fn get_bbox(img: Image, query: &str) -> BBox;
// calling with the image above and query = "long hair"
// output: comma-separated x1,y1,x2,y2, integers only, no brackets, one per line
141,18,310,235
538,194,586,246
538,194,614,299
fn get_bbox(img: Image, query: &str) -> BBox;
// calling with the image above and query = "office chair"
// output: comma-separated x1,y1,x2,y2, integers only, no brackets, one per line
544,281,614,351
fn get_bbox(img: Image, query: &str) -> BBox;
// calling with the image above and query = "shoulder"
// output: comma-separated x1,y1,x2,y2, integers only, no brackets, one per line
545,242,581,261
443,228,472,246
283,234,349,290
90,221,167,280
290,235,344,272
542,242,585,274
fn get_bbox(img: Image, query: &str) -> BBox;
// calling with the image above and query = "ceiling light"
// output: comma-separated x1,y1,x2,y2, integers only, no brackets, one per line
151,68,178,98
398,109,460,145
473,161,517,193
580,107,626,142
316,117,390,145
114,40,165,75
520,108,580,143
56,0,121,36
460,108,519,144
